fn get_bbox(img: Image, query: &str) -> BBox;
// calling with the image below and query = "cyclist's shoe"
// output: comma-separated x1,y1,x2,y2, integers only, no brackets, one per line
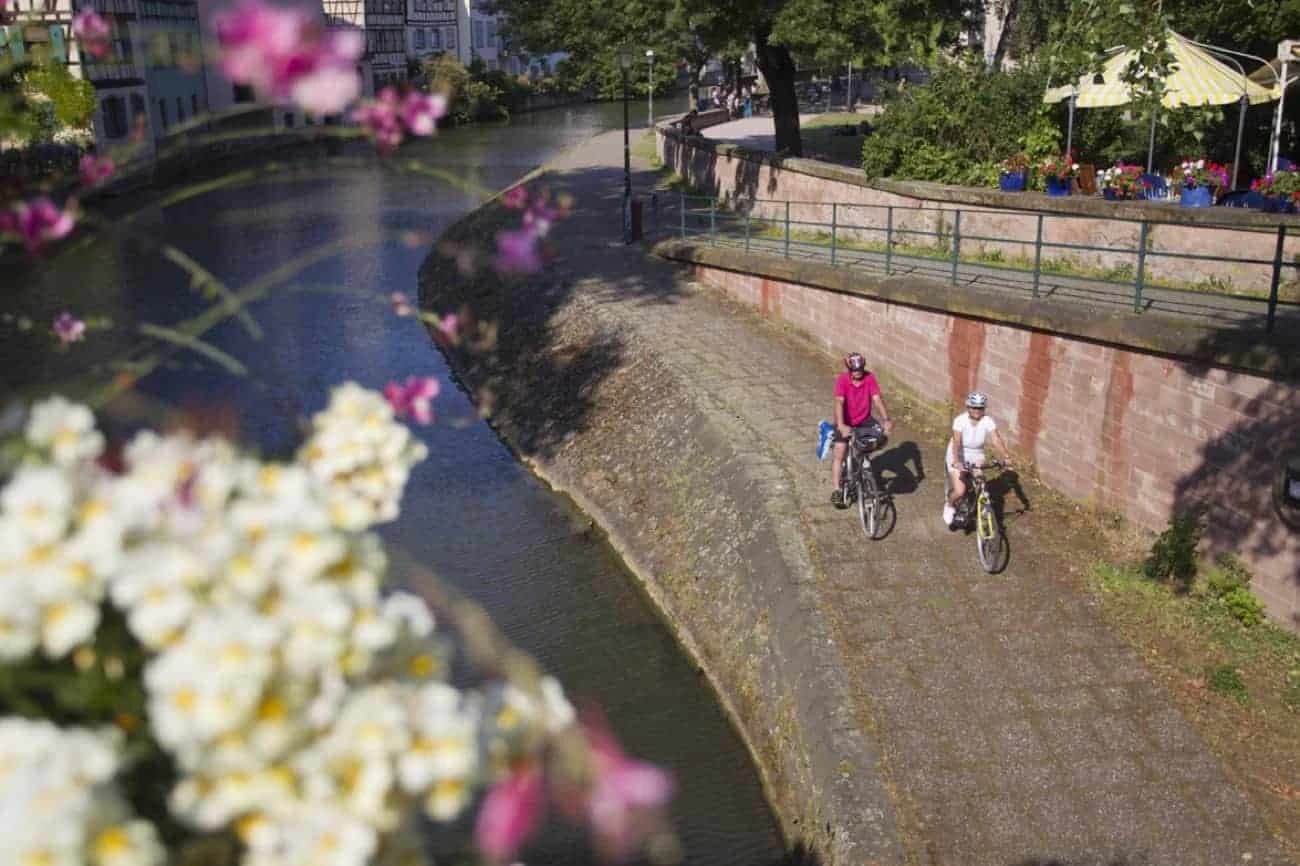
830,489,845,508
942,503,956,527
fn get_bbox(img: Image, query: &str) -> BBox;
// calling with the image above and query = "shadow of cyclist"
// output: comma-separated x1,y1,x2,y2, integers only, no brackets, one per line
870,440,926,495
985,469,1031,523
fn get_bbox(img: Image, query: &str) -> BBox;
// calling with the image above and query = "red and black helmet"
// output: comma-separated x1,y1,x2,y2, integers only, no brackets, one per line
845,353,866,372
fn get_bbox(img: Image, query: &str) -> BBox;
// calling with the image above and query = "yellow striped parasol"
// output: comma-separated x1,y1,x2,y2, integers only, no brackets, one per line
1044,31,1277,108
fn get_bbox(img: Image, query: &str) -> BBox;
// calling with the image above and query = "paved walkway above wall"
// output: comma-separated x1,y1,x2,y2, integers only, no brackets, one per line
528,130,1293,866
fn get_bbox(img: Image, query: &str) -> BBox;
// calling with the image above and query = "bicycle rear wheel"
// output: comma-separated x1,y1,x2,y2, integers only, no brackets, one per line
975,496,1004,573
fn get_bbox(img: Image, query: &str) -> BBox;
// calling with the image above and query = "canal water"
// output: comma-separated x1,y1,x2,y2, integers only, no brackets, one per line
3,97,789,865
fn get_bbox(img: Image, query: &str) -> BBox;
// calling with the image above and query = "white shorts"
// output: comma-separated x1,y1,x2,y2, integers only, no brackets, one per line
946,442,985,470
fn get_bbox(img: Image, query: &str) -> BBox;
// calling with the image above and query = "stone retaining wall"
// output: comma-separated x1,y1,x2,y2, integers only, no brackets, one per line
657,127,1300,297
655,240,1300,629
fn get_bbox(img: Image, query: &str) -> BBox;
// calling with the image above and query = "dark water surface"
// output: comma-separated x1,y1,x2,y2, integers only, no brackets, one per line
3,98,789,865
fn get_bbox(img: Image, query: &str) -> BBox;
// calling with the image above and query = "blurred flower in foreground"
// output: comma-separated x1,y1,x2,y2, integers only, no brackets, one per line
384,376,440,425
52,312,86,344
72,9,112,59
0,197,76,256
475,766,545,863
584,720,675,862
493,187,571,276
352,87,448,154
390,292,413,317
79,154,116,188
214,0,363,116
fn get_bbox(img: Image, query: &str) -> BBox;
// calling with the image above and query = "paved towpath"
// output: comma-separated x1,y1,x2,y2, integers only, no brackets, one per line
538,130,1292,866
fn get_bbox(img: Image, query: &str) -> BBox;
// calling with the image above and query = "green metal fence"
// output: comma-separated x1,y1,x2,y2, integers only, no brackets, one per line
662,191,1298,334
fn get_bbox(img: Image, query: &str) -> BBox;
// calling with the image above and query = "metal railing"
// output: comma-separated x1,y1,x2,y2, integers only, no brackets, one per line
657,191,1299,334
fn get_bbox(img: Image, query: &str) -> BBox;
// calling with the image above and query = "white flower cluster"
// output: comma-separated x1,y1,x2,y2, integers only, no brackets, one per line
0,718,163,866
299,382,428,531
0,388,576,866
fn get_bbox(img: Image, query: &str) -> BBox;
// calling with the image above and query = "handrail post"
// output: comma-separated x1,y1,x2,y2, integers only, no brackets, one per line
709,197,716,237
744,209,752,254
679,189,686,238
1268,224,1287,333
950,209,962,285
830,202,838,265
885,206,894,274
784,200,791,259
1031,213,1044,299
1134,221,1149,313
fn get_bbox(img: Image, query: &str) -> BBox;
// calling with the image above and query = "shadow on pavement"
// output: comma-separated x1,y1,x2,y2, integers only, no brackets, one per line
873,439,925,495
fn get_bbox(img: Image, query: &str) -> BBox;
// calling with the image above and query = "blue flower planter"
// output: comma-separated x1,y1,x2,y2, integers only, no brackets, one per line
1045,177,1072,197
1261,194,1294,214
998,171,1027,192
1180,186,1213,208
1102,188,1117,201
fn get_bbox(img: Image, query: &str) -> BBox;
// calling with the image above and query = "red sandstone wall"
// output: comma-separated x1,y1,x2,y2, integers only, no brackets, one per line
695,263,1300,627
662,134,1300,296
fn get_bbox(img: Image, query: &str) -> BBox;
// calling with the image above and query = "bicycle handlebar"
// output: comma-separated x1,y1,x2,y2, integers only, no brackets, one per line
961,459,1004,470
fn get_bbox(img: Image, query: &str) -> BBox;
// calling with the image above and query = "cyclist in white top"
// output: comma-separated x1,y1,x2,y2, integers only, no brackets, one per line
943,391,1012,527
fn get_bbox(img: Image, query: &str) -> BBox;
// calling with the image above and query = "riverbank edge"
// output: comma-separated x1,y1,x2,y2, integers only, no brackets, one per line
418,190,903,864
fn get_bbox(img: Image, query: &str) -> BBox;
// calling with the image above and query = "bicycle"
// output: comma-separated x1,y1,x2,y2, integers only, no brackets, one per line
947,460,1007,573
837,429,894,540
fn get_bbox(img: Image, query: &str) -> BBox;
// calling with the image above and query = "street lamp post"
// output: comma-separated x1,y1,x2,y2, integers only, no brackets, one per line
619,46,633,243
646,49,655,128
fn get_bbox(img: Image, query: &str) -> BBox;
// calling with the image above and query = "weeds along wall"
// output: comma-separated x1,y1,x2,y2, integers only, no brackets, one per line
656,128,1300,297
652,241,1300,630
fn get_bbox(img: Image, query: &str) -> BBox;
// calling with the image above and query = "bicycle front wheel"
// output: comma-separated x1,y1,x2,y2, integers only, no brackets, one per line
857,475,878,535
975,497,1004,573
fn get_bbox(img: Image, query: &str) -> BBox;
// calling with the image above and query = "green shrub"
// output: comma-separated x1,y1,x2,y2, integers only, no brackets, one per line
1207,664,1249,704
1142,513,1201,591
1200,554,1265,627
861,55,1058,184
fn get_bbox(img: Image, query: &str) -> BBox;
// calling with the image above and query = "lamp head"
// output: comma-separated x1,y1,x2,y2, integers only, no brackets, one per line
646,49,655,59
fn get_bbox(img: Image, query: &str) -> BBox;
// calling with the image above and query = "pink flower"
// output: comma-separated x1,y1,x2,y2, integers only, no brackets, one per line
390,291,413,317
351,87,404,154
400,90,447,136
435,313,459,344
352,87,446,152
214,0,362,115
72,9,112,59
384,376,440,425
0,198,76,255
523,199,560,237
475,767,545,863
583,723,674,862
78,153,115,188
501,185,529,210
52,312,86,344
494,226,543,275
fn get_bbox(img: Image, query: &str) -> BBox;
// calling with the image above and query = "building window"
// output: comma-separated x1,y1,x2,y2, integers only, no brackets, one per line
414,28,425,49
130,93,146,123
192,93,199,116
233,83,254,103
473,21,483,49
485,20,495,45
176,96,184,122
429,28,439,49
444,27,455,48
284,113,294,127
102,96,128,138
158,98,168,131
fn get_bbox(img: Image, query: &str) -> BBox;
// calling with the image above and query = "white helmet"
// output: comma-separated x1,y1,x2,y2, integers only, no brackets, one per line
965,391,988,409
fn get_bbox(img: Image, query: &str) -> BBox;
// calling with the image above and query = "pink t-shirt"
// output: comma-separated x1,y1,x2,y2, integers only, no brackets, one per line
835,371,881,426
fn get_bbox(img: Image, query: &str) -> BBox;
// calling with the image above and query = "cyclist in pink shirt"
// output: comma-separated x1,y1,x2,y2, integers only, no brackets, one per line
830,352,893,507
